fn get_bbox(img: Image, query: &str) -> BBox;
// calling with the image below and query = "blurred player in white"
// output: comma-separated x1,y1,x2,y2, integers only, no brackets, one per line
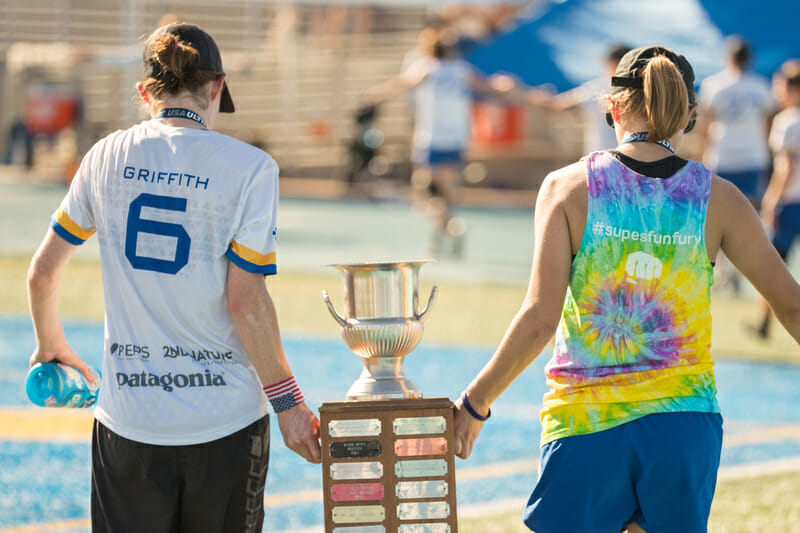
697,36,775,293
753,59,800,338
27,22,320,532
368,27,512,256
698,36,775,205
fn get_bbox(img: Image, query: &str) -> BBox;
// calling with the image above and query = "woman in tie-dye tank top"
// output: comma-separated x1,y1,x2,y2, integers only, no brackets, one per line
453,46,800,533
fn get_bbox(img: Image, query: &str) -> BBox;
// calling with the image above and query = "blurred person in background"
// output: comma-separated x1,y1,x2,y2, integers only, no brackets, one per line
27,22,320,532
452,46,800,533
751,59,800,339
524,43,631,154
366,27,512,257
697,36,775,293
698,36,774,206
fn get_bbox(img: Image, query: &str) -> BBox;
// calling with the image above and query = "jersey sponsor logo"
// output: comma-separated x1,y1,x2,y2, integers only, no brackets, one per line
162,344,235,365
110,342,151,359
115,370,226,391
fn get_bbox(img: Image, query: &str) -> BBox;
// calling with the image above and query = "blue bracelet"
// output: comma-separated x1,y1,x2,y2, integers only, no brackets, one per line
460,391,491,421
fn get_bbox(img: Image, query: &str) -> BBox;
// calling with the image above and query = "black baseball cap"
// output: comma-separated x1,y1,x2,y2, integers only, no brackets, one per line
610,46,696,104
607,45,696,131
143,23,235,113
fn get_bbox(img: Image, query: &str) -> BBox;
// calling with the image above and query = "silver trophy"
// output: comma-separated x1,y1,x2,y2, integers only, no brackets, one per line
322,260,438,400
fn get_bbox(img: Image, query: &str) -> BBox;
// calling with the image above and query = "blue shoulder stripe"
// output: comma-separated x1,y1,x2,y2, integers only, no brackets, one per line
225,248,277,275
50,219,86,245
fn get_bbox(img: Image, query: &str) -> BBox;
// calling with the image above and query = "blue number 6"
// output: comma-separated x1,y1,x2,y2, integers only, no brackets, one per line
125,193,191,274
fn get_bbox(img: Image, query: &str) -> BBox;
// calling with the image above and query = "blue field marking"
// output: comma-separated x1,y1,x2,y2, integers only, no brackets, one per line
2,316,800,531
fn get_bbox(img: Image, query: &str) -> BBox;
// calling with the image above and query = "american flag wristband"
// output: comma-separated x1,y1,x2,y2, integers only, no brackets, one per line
263,376,305,413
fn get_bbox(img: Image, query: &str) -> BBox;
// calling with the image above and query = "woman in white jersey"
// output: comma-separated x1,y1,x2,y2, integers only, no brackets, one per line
27,23,321,532
452,46,800,533
752,60,800,338
368,28,510,256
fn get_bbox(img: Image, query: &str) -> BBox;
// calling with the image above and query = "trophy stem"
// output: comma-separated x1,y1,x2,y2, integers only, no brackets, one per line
346,356,423,400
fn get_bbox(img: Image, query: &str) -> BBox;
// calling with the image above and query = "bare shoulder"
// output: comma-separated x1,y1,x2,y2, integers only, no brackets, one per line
708,173,752,214
538,161,587,201
537,161,588,210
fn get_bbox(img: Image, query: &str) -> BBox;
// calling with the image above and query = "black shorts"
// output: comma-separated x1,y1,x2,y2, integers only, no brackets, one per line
91,416,270,533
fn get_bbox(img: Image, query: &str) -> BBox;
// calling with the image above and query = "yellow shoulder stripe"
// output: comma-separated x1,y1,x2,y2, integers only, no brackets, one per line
229,241,276,266
54,208,95,241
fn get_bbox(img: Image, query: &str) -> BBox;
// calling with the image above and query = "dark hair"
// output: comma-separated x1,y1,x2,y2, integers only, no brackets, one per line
607,43,631,64
726,36,751,69
781,59,800,89
142,31,219,103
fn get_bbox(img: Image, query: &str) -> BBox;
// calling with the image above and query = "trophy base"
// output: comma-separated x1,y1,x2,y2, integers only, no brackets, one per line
345,376,423,401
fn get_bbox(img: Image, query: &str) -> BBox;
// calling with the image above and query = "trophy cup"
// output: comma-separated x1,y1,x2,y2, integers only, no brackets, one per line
319,261,459,533
322,260,437,400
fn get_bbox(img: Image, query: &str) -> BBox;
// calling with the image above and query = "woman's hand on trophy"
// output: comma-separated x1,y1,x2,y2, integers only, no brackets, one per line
453,392,490,459
277,403,322,464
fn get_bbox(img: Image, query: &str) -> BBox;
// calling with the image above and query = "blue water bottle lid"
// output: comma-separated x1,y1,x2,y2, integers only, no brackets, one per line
26,363,60,407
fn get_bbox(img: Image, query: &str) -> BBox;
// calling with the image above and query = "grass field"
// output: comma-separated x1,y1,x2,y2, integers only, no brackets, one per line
3,254,800,532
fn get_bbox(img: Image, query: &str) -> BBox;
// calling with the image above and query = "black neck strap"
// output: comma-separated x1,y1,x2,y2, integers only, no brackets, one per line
155,108,207,129
619,131,674,154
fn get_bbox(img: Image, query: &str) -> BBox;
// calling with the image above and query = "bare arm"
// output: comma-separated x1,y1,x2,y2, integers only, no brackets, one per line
468,71,517,98
712,176,800,342
453,166,577,458
525,88,580,112
27,228,95,381
761,151,796,227
364,65,428,105
227,264,321,463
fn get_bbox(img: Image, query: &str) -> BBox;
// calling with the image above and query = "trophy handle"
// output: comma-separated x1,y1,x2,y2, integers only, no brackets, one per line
415,285,438,322
322,290,348,327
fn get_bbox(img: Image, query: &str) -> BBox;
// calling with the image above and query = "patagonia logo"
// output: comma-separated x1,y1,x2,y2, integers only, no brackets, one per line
115,370,226,392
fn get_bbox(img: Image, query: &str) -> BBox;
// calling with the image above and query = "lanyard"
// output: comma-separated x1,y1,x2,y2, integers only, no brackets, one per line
155,108,207,129
619,131,674,154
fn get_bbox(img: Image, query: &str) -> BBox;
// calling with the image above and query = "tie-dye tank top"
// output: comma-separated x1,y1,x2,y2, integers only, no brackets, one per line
540,150,719,445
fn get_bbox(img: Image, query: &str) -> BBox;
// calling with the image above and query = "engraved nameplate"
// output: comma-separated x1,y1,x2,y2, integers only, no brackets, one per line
331,461,383,480
398,524,451,533
394,459,447,478
331,482,384,502
395,480,448,499
393,416,446,435
394,437,447,457
397,501,450,520
329,419,381,438
333,526,386,533
331,440,382,458
332,505,386,524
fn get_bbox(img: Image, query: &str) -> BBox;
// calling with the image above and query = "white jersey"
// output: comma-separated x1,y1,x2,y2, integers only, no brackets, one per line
410,57,473,151
699,69,774,172
769,107,800,203
51,118,277,445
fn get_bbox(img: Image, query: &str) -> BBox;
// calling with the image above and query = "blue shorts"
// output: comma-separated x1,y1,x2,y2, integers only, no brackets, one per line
772,203,800,258
716,169,765,201
413,148,463,167
523,412,723,533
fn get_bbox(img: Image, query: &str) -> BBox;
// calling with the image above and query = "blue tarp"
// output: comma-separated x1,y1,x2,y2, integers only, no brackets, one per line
467,0,800,91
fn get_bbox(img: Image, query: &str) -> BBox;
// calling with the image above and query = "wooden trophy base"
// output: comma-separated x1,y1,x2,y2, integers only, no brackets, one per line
320,397,458,533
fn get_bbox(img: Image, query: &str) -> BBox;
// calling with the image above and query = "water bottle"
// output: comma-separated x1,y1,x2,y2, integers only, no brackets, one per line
26,362,101,408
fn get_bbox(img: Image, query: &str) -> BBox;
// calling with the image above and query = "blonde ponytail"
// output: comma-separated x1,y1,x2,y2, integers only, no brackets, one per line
642,56,688,142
